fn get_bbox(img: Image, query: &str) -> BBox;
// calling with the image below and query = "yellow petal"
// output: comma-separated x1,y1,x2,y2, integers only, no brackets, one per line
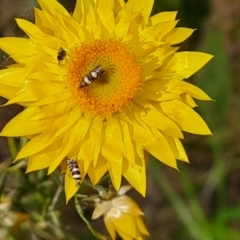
31,91,71,106
126,105,156,144
113,196,144,216
141,105,183,138
91,117,103,167
163,28,195,44
15,110,80,159
140,128,177,169
88,158,108,186
7,63,23,68
166,52,213,79
115,11,140,39
15,133,56,160
3,82,62,106
48,110,80,138
96,0,115,34
140,21,178,42
102,121,123,191
116,0,125,7
65,167,79,203
123,157,146,196
166,80,212,100
15,18,61,48
132,124,153,144
136,217,149,236
74,0,98,37
107,117,127,161
73,0,83,21
37,0,69,17
19,103,70,122
34,8,53,35
102,142,123,191
92,201,111,219
125,0,153,26
0,84,19,100
149,11,178,25
152,46,179,68
48,117,92,174
174,138,189,162
28,70,62,82
48,12,79,45
163,134,189,162
111,211,137,238
119,119,135,165
77,139,93,174
113,0,125,17
182,94,198,108
161,100,212,135
59,159,67,173
104,215,116,240
26,153,53,172
116,230,133,240
0,37,37,64
0,110,46,137
0,67,30,87
118,185,132,196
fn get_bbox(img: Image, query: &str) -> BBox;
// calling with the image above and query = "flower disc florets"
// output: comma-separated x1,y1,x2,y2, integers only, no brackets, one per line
67,39,141,117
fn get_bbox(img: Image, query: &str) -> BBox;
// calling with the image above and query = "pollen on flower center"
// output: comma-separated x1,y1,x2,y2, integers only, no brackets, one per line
66,39,142,116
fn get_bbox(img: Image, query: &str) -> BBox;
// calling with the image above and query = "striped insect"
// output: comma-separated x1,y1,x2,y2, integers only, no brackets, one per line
67,159,81,187
57,47,66,66
79,65,105,88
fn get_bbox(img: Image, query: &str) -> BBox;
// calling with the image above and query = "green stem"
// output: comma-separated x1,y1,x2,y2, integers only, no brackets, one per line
48,186,65,239
0,170,8,197
7,137,18,159
49,186,63,226
74,195,107,240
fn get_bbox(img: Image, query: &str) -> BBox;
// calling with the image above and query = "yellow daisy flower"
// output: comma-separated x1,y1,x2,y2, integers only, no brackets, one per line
92,185,149,240
0,0,212,201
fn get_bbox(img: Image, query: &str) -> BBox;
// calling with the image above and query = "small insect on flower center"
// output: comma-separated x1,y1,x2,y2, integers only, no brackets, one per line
67,39,142,117
80,65,105,88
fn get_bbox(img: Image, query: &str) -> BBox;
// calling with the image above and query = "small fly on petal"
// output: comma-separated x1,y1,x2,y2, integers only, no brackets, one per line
67,159,81,187
57,47,66,66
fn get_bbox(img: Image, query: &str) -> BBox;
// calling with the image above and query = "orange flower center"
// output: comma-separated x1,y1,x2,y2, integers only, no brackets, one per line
67,39,142,117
